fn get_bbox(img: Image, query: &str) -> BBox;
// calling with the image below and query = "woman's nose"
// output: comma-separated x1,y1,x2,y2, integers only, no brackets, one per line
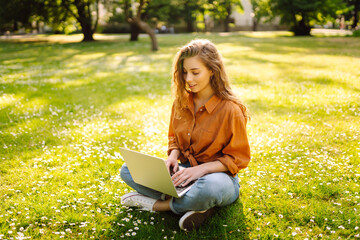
185,74,192,83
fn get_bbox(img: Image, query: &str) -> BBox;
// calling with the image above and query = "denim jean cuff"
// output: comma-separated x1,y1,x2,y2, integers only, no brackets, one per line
160,193,166,200
169,197,182,215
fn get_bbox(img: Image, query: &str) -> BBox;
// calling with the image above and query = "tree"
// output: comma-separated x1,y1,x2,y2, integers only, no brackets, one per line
0,0,45,32
204,0,243,32
105,0,182,49
223,0,234,32
344,0,360,29
116,0,183,50
127,0,158,51
61,0,100,41
250,0,272,31
118,0,139,41
0,0,83,36
130,0,182,40
270,0,345,36
41,0,72,34
182,0,202,32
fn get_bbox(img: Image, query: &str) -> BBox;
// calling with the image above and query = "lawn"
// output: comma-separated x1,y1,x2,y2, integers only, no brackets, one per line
0,32,359,239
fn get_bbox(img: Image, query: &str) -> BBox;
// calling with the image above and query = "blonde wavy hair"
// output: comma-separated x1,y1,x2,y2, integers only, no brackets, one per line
171,39,249,119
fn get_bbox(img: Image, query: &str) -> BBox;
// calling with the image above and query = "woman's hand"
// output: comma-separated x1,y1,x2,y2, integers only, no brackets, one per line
166,156,179,174
171,165,206,187
172,161,228,187
166,149,180,174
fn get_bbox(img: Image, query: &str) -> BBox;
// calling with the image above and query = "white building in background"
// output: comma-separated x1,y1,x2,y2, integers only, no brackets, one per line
232,0,253,28
230,0,283,31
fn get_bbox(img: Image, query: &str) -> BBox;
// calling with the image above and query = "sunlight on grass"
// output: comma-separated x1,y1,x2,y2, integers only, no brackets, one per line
3,58,37,65
15,97,48,114
73,53,107,61
0,33,359,239
59,78,93,88
0,93,24,110
218,31,293,38
4,117,46,139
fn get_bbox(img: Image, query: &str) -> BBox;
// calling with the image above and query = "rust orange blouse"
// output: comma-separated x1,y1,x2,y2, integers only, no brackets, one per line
168,93,251,176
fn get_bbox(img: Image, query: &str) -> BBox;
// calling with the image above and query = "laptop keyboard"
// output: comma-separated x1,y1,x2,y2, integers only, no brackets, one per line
175,184,189,193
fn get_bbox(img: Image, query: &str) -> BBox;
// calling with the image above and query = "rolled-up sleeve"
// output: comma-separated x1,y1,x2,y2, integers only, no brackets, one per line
217,109,251,176
168,104,179,156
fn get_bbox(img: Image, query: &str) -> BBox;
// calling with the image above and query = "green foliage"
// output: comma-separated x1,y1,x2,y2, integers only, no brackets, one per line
61,0,100,41
108,12,127,24
181,0,203,32
206,0,243,20
251,0,272,20
39,0,73,33
0,33,359,239
270,0,346,35
342,0,360,29
0,0,76,34
250,0,273,30
353,29,360,36
144,0,183,25
101,24,131,34
0,0,44,31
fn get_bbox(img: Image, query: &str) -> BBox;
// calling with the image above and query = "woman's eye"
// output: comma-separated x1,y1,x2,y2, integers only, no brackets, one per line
193,72,199,75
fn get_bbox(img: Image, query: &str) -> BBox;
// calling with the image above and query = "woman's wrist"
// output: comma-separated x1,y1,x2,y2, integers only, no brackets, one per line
169,149,180,159
200,160,227,175
196,164,209,177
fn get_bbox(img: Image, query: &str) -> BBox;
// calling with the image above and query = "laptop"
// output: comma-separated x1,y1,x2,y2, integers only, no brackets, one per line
119,147,195,198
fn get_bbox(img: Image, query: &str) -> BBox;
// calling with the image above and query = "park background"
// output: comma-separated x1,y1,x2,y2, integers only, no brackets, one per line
1,0,360,239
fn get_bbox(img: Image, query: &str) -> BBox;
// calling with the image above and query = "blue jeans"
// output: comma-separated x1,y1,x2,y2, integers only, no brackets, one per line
120,162,240,215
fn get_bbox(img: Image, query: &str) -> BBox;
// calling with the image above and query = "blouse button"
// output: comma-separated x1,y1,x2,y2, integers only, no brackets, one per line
188,133,191,136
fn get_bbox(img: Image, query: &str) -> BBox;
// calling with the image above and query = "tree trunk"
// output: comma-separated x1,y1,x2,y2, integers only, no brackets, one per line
186,21,194,32
293,21,311,36
252,18,258,31
202,9,207,32
80,20,94,41
62,0,98,42
352,0,360,29
184,0,195,32
131,18,158,51
82,29,94,41
128,0,158,51
13,20,18,31
78,3,95,42
224,4,232,32
292,12,311,36
130,22,141,41
224,19,230,32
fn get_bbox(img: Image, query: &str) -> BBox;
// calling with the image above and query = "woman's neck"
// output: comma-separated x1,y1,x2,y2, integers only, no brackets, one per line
193,88,215,107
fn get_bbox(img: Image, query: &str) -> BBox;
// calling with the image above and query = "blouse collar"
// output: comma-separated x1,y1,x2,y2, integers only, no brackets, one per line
187,93,222,114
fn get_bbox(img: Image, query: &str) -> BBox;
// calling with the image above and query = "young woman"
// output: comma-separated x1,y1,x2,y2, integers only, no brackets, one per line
120,39,251,231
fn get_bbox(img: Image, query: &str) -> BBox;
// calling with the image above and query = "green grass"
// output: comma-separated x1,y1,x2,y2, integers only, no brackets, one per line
0,32,359,239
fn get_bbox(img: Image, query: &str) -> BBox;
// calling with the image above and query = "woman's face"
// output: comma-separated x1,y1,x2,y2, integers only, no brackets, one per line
183,55,213,96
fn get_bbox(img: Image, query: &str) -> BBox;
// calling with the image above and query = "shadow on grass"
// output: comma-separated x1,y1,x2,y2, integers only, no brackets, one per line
108,198,249,240
240,36,360,58
1,33,358,173
0,37,174,167
0,71,170,173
